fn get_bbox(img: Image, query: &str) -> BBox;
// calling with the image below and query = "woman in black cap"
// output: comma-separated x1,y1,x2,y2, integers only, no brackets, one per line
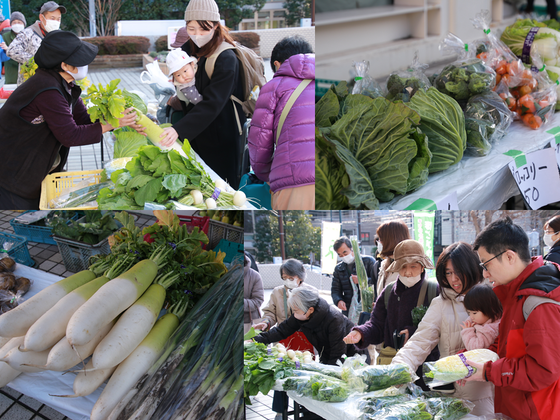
0,30,137,209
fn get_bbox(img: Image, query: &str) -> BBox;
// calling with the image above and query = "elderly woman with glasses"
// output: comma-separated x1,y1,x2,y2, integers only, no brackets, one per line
390,242,495,416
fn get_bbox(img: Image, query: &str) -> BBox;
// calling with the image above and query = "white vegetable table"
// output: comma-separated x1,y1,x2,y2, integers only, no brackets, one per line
4,265,101,420
380,112,560,210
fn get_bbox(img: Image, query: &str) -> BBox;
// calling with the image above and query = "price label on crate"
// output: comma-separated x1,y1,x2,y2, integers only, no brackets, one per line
507,148,560,209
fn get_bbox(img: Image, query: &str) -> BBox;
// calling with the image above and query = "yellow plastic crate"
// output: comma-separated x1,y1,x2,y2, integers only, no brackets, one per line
39,169,103,210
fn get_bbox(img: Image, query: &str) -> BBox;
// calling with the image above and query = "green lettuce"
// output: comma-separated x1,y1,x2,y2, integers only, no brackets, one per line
316,89,340,128
113,128,150,158
407,129,431,192
123,89,148,115
501,20,560,62
407,88,467,173
315,131,350,209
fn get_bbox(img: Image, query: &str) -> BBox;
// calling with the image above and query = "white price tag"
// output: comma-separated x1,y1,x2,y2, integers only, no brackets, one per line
551,137,560,170
435,191,459,210
508,148,560,209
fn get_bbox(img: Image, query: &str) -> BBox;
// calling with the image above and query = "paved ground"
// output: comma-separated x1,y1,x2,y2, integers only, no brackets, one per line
0,210,158,420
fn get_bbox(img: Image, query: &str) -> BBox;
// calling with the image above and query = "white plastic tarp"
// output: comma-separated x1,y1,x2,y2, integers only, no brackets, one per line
381,113,560,210
5,265,100,420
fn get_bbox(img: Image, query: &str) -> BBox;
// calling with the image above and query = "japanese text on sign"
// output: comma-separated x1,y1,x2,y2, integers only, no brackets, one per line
508,148,560,209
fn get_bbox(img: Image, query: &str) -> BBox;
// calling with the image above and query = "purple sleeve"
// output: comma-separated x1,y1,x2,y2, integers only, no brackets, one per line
25,90,103,147
72,97,96,126
352,288,388,349
248,80,279,183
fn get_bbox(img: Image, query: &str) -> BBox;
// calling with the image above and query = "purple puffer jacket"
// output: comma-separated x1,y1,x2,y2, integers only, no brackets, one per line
248,53,315,193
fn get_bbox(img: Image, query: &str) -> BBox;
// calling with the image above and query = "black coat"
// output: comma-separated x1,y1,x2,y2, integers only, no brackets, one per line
545,242,560,265
175,43,246,190
254,298,357,365
331,256,377,311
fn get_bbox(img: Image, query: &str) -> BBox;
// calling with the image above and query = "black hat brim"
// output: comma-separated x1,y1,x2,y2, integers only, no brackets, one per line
65,41,98,67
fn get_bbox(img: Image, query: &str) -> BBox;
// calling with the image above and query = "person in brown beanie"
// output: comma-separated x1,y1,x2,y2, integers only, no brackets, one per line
158,0,247,190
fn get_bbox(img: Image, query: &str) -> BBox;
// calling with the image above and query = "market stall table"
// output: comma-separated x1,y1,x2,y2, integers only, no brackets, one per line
4,264,101,420
380,112,560,210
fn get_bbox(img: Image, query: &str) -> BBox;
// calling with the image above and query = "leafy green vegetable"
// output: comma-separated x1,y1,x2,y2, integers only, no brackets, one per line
342,363,413,392
501,20,560,63
123,89,148,115
85,79,126,128
407,129,432,192
357,395,413,415
407,88,467,173
369,400,433,420
433,59,495,103
113,128,150,158
464,91,512,157
412,305,429,326
51,211,119,245
315,88,340,128
426,397,472,420
386,73,429,102
315,131,349,209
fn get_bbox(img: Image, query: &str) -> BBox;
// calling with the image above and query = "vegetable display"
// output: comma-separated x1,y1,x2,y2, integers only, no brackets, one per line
433,59,496,103
407,88,467,173
50,210,120,245
342,363,415,393
385,53,432,102
500,19,560,65
351,237,375,312
0,210,236,420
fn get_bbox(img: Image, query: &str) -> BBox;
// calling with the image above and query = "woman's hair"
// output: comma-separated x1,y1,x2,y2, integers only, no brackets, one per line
279,259,306,281
288,287,319,313
436,242,483,299
473,216,531,264
545,215,560,233
270,35,313,72
333,236,352,253
463,284,503,322
376,220,410,258
186,21,236,58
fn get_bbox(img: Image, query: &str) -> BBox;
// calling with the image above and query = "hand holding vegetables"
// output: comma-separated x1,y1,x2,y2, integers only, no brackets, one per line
158,127,179,147
101,107,138,134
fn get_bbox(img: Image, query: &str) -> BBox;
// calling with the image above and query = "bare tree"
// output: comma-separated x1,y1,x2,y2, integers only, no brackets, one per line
72,0,126,36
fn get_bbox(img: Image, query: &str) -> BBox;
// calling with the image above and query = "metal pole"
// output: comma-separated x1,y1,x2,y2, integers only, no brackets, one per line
357,210,361,248
311,0,315,25
279,211,286,260
89,0,96,37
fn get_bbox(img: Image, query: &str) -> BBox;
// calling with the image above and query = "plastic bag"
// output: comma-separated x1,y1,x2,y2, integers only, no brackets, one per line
434,32,497,106
385,52,432,102
425,396,475,420
140,60,175,91
0,273,31,295
0,256,16,272
341,363,418,393
356,394,414,417
464,90,513,156
351,61,384,98
0,289,24,314
50,179,114,209
423,349,499,388
513,48,558,129
362,399,431,420
472,10,525,88
300,361,343,379
281,373,351,402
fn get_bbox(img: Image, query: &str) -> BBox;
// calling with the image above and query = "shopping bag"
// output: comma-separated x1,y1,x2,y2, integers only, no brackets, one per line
140,61,175,91
239,172,271,209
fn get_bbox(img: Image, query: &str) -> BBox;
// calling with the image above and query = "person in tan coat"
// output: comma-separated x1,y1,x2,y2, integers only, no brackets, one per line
244,254,264,334
391,242,495,416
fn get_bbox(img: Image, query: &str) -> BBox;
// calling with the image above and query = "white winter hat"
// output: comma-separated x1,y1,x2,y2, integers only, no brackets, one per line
184,0,220,22
166,49,196,76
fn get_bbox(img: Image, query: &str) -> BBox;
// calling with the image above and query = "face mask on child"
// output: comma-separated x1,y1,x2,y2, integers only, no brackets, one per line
11,24,24,33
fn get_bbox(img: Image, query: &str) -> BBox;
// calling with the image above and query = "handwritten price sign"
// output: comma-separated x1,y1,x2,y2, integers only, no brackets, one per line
508,148,560,209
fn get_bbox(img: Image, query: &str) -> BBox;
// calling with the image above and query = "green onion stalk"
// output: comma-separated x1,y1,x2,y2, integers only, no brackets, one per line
114,266,244,420
351,237,375,312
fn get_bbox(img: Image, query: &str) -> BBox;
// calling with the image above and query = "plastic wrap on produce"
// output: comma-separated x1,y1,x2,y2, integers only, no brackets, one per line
385,52,432,102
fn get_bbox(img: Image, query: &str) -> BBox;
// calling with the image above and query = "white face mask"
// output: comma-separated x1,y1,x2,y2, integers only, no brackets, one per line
283,278,299,289
65,65,88,81
190,29,214,48
342,254,354,265
11,24,24,33
400,274,422,288
377,242,383,254
42,18,61,32
544,233,559,248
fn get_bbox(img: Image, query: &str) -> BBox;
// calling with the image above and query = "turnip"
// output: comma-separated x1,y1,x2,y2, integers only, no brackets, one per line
52,359,117,398
22,259,131,353
0,362,22,387
205,198,217,209
233,190,247,207
190,190,203,205
214,179,227,191
287,349,296,360
0,269,98,337
92,276,173,370
66,247,168,347
1,345,51,372
90,309,184,420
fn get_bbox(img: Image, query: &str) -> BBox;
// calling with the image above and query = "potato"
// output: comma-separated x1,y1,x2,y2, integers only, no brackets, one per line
14,277,31,295
0,274,16,291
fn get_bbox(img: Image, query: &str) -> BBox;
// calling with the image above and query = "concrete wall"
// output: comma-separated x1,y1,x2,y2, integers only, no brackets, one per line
257,264,333,291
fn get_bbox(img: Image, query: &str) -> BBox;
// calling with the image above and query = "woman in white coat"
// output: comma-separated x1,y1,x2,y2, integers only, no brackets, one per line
391,242,494,416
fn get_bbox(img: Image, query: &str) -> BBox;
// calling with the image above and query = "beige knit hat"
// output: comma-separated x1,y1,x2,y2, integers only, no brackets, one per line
184,0,220,22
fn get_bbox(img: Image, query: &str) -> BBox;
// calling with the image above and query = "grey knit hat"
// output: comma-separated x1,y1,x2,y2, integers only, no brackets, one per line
184,0,220,22
10,12,27,26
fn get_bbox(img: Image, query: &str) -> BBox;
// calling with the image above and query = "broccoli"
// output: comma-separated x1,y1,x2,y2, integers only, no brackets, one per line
468,73,493,94
387,74,406,96
445,80,470,100
434,59,495,102
385,74,427,102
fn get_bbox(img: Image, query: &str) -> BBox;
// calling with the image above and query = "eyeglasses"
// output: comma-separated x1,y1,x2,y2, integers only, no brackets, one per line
479,250,507,272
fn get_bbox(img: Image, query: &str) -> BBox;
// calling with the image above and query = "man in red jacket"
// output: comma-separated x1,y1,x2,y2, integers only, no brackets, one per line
464,216,560,420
